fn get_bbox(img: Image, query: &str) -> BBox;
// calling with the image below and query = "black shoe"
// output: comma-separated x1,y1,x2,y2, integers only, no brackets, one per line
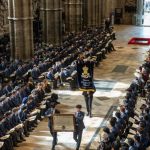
51,146,55,150
86,113,89,116
76,147,79,150
56,101,60,105
14,143,19,147
25,133,30,137
89,113,92,118
21,138,26,141
17,140,22,143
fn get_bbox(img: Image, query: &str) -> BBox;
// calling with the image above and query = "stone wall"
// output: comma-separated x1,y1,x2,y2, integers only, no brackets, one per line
0,0,8,35
116,0,136,24
0,0,137,37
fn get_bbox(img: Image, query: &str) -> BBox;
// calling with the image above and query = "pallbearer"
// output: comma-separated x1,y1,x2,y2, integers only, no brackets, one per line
74,105,85,150
45,104,60,150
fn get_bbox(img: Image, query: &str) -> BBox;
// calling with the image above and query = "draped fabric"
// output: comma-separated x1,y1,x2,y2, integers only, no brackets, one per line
77,60,95,91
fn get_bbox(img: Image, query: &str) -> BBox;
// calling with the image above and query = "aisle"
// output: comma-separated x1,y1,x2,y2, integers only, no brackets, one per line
15,25,148,150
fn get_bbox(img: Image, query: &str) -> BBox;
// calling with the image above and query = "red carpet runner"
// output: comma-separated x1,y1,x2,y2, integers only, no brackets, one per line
128,37,150,45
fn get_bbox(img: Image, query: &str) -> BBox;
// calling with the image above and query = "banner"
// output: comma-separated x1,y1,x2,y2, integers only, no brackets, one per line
77,60,95,91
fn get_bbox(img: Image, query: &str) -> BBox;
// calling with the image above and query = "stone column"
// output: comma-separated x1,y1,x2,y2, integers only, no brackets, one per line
41,0,62,45
111,0,118,25
96,0,102,27
87,0,102,27
87,0,93,27
136,0,144,25
104,0,113,18
8,0,34,60
101,0,105,26
82,0,88,28
64,0,83,32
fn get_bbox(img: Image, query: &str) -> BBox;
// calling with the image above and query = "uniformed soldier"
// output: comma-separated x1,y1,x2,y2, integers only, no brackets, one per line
74,105,85,150
0,116,14,150
31,65,41,80
45,104,60,150
82,90,95,118
82,91,89,114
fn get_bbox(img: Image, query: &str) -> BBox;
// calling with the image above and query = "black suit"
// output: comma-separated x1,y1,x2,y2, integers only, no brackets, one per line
74,111,85,150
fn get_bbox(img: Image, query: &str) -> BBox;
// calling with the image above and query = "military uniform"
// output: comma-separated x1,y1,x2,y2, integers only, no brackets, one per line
82,90,95,117
74,111,85,150
45,107,60,150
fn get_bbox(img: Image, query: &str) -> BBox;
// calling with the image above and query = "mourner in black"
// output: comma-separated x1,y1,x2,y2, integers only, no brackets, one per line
74,105,85,150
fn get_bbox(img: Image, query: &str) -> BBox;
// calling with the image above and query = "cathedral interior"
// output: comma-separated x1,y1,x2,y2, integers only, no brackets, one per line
1,0,150,150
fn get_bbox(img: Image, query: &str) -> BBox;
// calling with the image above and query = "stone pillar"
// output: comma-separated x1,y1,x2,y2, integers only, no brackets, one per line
111,0,119,25
96,0,102,27
87,0,93,27
82,0,88,28
100,0,113,26
41,0,62,45
86,0,102,27
136,0,144,25
8,0,34,60
101,0,105,26
64,0,83,32
104,0,109,18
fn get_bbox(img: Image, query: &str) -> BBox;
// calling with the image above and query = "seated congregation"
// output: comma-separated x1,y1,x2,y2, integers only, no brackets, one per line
97,51,150,150
0,26,116,150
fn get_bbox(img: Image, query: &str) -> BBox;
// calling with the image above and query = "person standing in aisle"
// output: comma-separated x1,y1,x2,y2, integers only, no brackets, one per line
74,105,85,150
82,89,96,118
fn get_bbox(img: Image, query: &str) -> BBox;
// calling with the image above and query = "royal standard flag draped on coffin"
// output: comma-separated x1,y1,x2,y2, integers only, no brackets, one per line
77,60,95,92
